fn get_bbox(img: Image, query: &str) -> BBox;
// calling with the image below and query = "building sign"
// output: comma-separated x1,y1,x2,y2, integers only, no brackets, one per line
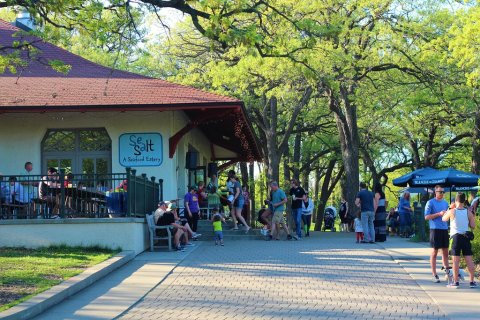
119,133,163,167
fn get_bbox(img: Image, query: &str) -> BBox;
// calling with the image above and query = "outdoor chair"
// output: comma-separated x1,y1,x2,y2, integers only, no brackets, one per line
146,214,173,251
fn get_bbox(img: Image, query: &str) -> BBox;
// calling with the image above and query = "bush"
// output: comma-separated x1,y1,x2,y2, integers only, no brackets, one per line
472,225,480,264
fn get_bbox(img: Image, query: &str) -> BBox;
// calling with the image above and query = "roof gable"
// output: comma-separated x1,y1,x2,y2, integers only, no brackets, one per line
0,19,239,107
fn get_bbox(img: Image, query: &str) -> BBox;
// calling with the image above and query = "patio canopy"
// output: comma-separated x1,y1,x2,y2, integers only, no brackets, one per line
393,167,479,188
392,167,439,187
411,168,479,187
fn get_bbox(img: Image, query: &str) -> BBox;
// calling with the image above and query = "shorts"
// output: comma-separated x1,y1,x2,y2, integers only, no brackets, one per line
272,211,284,224
429,229,449,249
233,198,244,209
450,233,473,256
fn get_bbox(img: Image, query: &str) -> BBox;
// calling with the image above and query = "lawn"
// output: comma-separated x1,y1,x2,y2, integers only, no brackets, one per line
0,246,119,312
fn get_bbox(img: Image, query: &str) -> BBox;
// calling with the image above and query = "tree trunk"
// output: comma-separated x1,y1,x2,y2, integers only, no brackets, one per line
472,109,480,174
301,150,311,191
314,159,337,231
292,131,301,180
283,149,291,186
248,162,255,226
328,87,360,222
239,162,248,189
313,168,321,224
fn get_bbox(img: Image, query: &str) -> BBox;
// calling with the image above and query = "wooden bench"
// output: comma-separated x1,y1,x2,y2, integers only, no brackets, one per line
146,214,173,251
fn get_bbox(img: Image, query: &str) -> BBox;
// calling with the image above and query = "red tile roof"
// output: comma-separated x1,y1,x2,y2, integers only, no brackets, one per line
0,19,239,107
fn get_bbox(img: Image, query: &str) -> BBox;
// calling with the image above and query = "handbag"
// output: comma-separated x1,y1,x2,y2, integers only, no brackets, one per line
464,231,475,241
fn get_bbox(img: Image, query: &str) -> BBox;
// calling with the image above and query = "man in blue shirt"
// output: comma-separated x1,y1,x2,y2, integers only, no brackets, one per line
355,182,375,243
424,185,450,283
268,181,295,241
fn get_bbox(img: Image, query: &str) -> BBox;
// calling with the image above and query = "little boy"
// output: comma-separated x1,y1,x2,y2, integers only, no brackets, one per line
211,208,225,246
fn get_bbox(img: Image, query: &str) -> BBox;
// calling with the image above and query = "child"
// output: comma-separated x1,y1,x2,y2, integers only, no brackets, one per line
211,208,225,246
354,211,364,243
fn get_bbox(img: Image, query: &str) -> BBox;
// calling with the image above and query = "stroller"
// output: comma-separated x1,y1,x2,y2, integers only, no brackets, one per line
323,206,337,232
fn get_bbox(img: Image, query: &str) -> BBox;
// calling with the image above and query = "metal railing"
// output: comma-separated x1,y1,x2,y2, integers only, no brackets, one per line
0,168,162,219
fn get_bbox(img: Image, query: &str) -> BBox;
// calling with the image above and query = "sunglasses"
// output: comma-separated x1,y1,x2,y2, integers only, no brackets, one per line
436,191,445,194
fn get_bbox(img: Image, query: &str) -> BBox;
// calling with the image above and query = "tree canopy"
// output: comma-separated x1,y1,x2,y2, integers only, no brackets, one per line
2,0,480,212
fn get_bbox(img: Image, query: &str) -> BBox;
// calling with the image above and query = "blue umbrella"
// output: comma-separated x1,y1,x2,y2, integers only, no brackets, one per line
392,167,440,187
411,168,479,187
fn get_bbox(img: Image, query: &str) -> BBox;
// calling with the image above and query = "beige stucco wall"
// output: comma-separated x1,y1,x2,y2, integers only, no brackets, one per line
0,110,213,202
0,218,148,255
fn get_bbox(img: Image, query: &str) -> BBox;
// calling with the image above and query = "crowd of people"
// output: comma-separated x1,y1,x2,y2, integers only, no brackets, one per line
354,182,477,289
150,168,478,290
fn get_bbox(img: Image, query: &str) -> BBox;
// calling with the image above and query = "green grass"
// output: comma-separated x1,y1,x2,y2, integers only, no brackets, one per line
0,245,119,312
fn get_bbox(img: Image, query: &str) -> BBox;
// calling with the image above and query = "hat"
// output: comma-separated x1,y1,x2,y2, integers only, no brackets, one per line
158,201,167,207
168,203,177,210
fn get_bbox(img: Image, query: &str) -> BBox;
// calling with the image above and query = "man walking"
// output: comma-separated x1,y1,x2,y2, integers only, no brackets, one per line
425,185,450,283
290,179,306,239
269,181,295,241
355,182,375,243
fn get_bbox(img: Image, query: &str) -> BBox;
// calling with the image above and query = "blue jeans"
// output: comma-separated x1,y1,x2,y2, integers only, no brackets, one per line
214,231,223,240
292,208,303,238
361,211,375,242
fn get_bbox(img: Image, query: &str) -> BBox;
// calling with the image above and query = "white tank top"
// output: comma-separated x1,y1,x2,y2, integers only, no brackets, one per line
450,208,469,236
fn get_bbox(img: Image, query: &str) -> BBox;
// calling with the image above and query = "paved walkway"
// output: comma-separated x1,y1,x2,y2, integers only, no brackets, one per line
32,232,480,320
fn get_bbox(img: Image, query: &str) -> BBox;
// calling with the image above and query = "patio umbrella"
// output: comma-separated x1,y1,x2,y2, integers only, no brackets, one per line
411,168,479,187
392,167,440,187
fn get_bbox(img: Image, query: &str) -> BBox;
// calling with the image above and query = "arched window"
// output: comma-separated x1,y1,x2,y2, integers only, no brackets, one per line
41,128,111,178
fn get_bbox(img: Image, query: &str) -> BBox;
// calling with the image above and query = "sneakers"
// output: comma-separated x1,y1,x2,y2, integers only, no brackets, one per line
215,240,218,246
192,232,202,239
220,240,224,246
447,282,459,289
291,235,299,240
287,235,293,240
432,275,440,283
470,281,477,288
176,246,185,252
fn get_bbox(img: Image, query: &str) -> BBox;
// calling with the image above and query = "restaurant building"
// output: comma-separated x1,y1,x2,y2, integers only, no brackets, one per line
0,19,261,252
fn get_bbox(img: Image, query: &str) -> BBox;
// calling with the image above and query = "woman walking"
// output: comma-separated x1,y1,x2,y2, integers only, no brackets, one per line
374,183,387,242
228,170,250,233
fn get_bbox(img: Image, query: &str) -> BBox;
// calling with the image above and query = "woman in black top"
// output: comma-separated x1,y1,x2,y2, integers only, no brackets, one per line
374,183,387,242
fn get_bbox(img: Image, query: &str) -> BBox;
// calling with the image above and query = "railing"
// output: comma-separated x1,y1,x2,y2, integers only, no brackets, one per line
0,168,162,219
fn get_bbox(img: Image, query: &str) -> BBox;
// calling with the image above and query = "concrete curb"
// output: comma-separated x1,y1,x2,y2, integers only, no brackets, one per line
0,250,136,320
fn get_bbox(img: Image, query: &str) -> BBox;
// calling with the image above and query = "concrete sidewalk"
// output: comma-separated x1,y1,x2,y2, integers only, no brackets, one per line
3,232,479,319
378,236,480,320
29,248,198,320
